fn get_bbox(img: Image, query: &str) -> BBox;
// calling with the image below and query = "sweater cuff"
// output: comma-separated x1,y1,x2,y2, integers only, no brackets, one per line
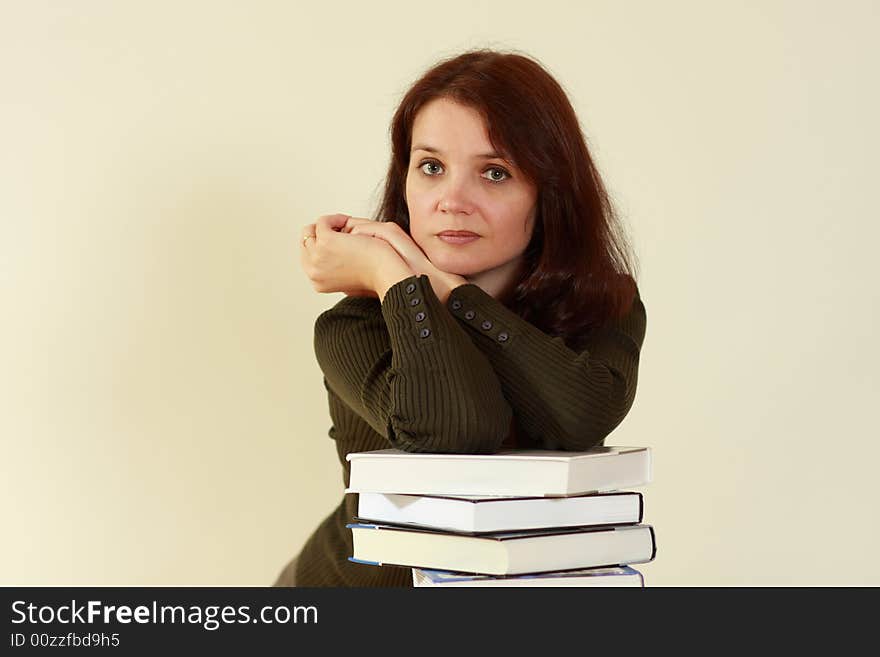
446,283,519,348
380,274,441,345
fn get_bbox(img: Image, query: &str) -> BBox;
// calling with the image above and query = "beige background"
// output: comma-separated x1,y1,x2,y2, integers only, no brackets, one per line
1,1,877,586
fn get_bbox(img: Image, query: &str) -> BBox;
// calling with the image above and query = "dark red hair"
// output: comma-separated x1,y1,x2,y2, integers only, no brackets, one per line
374,48,640,347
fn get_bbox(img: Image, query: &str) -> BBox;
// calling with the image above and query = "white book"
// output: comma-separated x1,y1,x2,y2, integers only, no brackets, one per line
347,522,656,576
346,446,652,497
412,565,645,587
356,491,643,533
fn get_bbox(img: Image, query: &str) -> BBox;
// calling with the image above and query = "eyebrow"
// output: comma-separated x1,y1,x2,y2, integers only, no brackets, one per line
411,144,507,160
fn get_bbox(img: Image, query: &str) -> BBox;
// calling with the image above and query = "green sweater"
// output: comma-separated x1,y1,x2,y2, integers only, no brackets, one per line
292,273,647,587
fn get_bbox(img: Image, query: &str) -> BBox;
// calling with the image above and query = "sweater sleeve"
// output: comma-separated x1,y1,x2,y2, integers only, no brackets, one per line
444,282,647,451
313,274,513,454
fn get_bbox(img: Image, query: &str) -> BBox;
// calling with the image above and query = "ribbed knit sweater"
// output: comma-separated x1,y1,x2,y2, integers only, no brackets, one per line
289,273,647,587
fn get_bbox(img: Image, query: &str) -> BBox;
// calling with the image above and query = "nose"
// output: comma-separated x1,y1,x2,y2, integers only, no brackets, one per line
438,174,475,215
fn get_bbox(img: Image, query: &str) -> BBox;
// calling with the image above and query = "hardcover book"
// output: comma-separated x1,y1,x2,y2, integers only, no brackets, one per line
411,565,645,587
347,522,656,576
355,491,643,534
346,446,652,497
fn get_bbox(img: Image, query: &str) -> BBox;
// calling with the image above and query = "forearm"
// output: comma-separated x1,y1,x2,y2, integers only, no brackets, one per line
378,275,512,452
445,283,647,450
315,276,513,454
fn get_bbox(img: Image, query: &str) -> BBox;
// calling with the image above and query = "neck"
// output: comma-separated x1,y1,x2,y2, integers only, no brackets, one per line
465,257,524,301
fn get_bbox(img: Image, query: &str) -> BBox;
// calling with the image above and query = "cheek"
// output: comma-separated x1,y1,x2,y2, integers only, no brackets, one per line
494,198,532,234
405,180,434,242
405,209,442,257
512,197,537,240
406,181,432,214
522,212,537,243
492,207,535,259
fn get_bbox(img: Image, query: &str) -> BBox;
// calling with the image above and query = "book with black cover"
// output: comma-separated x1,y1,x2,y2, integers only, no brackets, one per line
355,491,643,534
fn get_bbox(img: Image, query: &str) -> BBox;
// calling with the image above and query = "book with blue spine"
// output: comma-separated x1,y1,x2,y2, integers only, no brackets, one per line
411,565,645,587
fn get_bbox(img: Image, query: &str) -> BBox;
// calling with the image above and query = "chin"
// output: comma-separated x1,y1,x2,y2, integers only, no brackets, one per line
427,250,484,277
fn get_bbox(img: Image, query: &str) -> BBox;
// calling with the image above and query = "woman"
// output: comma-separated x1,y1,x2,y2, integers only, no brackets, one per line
275,49,646,587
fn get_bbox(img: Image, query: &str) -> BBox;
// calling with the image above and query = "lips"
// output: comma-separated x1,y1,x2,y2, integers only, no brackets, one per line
437,230,480,245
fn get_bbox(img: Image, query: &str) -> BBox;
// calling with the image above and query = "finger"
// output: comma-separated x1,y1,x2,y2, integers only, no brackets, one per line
342,216,373,233
316,213,350,237
353,222,412,249
300,224,317,249
349,224,378,238
350,220,399,237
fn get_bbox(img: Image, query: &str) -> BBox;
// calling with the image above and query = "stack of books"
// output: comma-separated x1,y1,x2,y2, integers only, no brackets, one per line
344,446,655,587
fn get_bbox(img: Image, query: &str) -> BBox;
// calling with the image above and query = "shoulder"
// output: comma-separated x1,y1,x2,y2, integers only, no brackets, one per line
611,273,645,328
606,274,645,345
572,276,646,353
627,280,646,329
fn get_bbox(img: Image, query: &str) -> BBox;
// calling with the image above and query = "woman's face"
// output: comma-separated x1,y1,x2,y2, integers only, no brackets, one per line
405,97,538,293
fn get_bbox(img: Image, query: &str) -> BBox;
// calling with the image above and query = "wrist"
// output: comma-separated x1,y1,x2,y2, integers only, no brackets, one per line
430,272,467,304
374,263,417,301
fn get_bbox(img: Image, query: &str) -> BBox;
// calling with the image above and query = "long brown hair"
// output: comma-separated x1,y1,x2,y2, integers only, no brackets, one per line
374,48,640,347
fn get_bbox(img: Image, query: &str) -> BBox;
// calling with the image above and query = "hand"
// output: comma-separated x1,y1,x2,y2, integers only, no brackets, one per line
300,214,412,298
345,218,468,302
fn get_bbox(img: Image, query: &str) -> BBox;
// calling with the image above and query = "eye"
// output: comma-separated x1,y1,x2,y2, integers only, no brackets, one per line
483,167,511,184
416,160,511,184
418,160,444,176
